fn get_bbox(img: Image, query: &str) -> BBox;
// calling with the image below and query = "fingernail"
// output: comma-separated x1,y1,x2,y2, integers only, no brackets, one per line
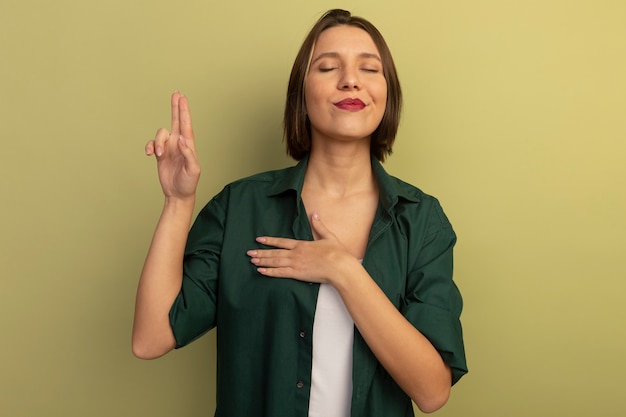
256,237,266,243
246,250,257,256
155,146,162,156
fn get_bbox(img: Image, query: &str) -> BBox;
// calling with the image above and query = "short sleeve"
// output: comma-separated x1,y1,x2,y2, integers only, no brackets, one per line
168,192,227,348
400,200,468,385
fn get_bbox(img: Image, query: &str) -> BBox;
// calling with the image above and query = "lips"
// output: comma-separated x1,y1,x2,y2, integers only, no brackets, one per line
334,98,366,111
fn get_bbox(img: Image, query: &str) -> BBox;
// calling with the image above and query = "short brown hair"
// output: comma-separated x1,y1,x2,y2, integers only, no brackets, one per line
284,9,402,162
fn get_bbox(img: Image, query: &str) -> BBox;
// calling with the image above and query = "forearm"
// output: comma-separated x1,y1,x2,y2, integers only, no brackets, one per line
333,262,451,413
132,197,195,359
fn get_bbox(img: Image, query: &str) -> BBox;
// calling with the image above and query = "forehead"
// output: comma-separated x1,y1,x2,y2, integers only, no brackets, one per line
312,25,380,58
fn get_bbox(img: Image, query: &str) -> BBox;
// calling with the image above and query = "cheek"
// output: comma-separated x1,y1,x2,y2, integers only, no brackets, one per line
304,84,325,117
374,80,388,103
374,83,388,119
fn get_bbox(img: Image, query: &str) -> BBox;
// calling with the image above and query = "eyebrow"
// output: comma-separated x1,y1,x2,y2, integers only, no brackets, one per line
311,51,382,64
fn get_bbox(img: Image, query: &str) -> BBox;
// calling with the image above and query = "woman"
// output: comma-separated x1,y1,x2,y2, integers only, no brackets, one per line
132,9,467,417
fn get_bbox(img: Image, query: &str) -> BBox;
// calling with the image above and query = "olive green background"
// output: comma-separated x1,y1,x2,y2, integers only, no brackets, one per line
1,1,625,416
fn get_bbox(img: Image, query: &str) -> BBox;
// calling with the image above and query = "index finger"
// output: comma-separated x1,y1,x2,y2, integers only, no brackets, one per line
170,91,181,136
179,94,194,140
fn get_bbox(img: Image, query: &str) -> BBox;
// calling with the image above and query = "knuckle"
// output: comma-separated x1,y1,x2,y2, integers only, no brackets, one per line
155,128,170,141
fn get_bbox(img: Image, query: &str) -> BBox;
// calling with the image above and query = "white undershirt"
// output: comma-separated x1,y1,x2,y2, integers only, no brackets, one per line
308,282,355,417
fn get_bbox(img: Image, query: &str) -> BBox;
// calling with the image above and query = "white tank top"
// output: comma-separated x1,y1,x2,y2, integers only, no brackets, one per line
308,282,355,417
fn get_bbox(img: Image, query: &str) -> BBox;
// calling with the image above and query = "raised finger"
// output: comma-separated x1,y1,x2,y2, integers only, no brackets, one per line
179,94,194,141
170,91,181,136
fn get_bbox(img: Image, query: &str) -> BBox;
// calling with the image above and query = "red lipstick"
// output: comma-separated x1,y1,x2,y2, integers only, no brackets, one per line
334,98,365,111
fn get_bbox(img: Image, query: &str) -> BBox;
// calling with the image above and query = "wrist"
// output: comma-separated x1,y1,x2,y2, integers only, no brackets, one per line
163,195,196,216
329,255,364,290
164,194,195,205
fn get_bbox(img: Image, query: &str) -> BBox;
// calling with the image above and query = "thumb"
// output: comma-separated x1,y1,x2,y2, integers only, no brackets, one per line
177,135,201,176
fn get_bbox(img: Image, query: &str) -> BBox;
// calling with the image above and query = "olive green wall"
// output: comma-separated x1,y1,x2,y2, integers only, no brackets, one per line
1,0,625,416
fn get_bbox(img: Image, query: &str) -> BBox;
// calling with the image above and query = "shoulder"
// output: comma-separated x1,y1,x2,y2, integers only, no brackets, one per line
208,165,298,206
373,159,443,212
227,165,295,189
195,165,297,222
384,174,453,232
388,174,429,201
385,172,445,210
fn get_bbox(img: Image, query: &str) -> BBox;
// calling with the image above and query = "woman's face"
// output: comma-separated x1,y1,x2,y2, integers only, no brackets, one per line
304,25,387,145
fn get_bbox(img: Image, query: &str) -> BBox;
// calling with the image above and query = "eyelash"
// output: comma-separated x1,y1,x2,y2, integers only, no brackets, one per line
318,67,380,73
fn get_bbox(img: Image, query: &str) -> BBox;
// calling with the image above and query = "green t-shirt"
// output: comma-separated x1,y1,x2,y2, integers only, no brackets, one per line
170,155,468,417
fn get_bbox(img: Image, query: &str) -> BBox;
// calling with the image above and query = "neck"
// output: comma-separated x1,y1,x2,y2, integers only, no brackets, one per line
304,145,376,198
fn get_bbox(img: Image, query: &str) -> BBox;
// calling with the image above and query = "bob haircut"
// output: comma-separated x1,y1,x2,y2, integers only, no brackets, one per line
284,9,402,162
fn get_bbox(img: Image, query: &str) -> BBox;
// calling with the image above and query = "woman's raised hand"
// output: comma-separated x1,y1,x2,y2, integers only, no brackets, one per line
133,92,200,359
145,92,201,201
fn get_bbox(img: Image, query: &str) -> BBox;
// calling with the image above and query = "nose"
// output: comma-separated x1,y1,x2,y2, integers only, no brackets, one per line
340,80,359,90
338,67,360,90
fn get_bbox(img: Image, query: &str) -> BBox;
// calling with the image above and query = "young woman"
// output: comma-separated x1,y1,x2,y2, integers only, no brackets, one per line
132,9,467,417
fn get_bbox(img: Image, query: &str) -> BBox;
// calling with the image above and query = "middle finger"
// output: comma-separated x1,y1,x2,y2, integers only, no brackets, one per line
255,236,299,250
170,91,181,136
